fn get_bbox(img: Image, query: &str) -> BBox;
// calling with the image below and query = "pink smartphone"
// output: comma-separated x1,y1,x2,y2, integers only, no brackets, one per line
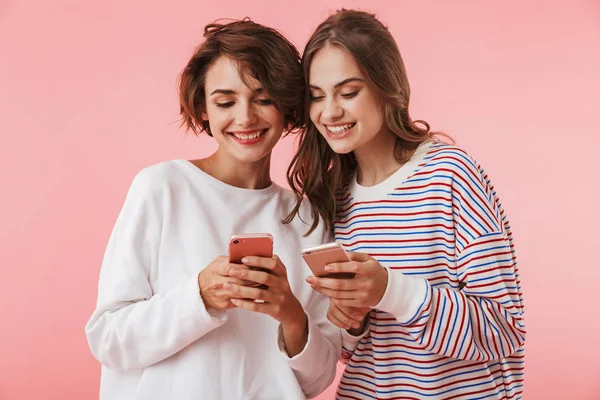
228,233,273,263
228,233,273,288
301,242,355,279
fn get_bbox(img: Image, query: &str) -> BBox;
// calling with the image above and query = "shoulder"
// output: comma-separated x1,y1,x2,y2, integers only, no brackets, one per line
424,141,488,187
426,141,481,173
127,160,189,198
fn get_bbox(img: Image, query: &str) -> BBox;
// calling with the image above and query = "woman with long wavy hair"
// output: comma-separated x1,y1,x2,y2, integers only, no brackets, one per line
287,9,525,400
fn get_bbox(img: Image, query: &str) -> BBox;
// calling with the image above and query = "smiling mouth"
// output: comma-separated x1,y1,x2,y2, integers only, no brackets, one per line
228,129,268,140
325,123,356,134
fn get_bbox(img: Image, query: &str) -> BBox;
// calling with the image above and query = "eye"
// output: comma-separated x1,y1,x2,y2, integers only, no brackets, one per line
310,94,325,102
341,90,359,99
256,98,274,106
216,102,235,109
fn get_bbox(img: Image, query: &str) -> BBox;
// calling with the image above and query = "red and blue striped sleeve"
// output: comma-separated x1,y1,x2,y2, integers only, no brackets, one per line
374,151,525,361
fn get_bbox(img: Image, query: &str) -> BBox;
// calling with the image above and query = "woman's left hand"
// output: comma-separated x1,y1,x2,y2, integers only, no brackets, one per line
225,255,308,355
306,252,388,308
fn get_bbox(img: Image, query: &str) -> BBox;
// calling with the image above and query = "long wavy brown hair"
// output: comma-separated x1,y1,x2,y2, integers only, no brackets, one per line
285,9,441,235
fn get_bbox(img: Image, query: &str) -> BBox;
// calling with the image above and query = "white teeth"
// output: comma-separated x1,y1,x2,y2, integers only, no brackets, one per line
326,123,354,134
232,130,264,140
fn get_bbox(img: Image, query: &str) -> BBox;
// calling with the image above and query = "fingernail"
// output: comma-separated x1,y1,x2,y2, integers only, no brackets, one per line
306,277,314,284
353,323,361,329
324,265,333,271
231,299,239,305
223,282,232,289
241,257,250,264
230,269,239,277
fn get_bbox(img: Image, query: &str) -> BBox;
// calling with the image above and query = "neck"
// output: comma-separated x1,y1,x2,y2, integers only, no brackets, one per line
192,149,273,190
353,129,404,187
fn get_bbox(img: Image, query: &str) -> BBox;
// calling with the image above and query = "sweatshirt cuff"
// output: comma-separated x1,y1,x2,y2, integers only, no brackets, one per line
185,275,228,323
277,316,321,369
373,267,430,324
341,322,369,353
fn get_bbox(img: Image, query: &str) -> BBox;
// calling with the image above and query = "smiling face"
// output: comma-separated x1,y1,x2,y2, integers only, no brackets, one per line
202,56,285,164
308,45,387,155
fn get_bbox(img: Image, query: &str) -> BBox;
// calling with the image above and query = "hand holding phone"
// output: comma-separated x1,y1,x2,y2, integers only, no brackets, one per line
301,242,356,279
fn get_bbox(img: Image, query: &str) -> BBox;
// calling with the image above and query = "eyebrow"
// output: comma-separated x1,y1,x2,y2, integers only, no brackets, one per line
309,77,364,90
210,87,264,96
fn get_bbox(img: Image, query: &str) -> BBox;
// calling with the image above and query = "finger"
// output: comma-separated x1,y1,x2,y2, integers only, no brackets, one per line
310,285,357,299
230,298,270,313
346,251,372,262
306,276,357,291
240,256,278,272
222,276,261,287
327,311,352,330
229,267,275,287
338,305,371,321
241,255,286,278
224,282,274,302
322,261,360,276
331,298,367,308
329,303,363,328
224,277,256,286
217,262,248,276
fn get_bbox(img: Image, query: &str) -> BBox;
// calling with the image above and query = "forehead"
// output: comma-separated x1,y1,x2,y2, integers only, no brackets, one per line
308,45,363,88
204,56,261,93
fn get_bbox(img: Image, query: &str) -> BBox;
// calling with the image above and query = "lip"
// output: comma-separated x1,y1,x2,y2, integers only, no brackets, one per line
323,122,356,140
228,128,268,145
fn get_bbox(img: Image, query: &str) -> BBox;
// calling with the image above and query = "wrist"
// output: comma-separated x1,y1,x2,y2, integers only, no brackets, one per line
197,270,214,309
374,265,389,305
347,314,369,336
282,310,308,335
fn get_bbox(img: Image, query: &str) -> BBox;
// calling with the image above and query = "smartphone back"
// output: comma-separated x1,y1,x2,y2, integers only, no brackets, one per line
228,233,273,263
301,242,354,279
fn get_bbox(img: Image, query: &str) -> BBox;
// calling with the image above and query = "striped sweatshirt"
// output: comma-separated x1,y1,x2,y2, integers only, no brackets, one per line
335,141,525,400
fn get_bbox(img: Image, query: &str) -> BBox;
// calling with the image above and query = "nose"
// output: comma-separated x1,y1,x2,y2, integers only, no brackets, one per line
236,102,258,128
321,98,343,121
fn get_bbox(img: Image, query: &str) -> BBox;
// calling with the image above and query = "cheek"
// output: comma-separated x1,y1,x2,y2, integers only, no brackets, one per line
309,104,323,128
206,108,229,130
357,97,384,129
264,107,284,126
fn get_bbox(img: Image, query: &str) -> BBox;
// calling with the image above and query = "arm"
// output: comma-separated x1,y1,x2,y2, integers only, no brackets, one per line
324,302,371,364
280,289,341,397
228,255,341,398
375,231,525,361
311,154,526,362
85,170,228,371
340,315,370,364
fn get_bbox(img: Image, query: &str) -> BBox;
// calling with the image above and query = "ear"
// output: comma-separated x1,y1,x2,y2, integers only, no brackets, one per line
200,108,208,121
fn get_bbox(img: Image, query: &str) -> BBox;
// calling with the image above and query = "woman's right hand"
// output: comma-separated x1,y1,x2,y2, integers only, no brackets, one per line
198,256,249,311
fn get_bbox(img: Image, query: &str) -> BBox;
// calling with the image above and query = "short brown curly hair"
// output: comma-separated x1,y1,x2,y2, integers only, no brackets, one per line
178,19,305,136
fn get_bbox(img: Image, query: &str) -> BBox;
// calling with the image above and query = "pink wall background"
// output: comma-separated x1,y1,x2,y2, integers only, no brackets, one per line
1,0,598,399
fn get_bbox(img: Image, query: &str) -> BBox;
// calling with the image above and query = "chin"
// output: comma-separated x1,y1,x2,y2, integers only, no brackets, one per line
327,142,356,155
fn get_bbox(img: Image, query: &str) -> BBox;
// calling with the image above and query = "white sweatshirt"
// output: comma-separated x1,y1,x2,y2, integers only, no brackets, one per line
85,160,341,400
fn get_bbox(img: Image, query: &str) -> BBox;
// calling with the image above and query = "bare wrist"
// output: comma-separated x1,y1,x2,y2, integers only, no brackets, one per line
347,314,369,336
282,311,308,336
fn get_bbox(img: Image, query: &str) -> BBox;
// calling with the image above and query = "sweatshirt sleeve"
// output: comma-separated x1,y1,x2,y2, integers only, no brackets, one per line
373,154,525,362
85,168,227,371
276,223,342,398
339,321,370,364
